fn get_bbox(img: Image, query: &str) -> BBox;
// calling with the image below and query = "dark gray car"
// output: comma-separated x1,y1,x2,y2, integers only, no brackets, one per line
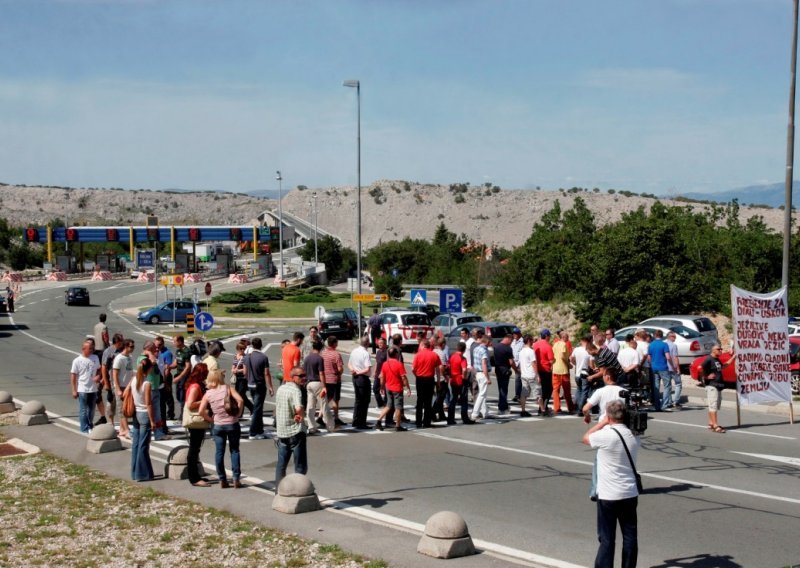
444,321,520,354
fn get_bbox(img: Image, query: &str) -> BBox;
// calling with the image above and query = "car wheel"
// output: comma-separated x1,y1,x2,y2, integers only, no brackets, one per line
792,372,800,396
148,315,161,324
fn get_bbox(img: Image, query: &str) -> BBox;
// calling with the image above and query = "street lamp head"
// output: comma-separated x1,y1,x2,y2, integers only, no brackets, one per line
343,79,360,88
275,171,282,181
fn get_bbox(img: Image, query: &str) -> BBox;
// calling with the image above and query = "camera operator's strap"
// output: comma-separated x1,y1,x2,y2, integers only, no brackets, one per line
611,427,640,488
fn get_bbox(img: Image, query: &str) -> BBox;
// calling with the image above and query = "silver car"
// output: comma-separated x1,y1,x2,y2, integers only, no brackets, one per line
431,312,483,336
639,315,718,343
614,324,713,370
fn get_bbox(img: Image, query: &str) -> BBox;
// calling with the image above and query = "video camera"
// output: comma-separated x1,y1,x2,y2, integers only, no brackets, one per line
620,389,648,435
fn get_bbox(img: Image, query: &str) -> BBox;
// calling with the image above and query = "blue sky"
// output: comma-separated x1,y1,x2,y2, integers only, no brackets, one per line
0,0,795,194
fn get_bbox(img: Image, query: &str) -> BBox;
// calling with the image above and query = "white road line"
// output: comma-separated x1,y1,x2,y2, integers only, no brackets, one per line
650,418,796,440
415,432,800,506
731,452,800,468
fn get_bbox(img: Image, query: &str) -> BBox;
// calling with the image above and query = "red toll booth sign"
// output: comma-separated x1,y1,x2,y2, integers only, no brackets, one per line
204,283,212,297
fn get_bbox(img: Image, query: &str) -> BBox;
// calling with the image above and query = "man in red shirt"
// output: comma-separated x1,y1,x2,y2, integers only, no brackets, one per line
412,339,443,428
282,332,303,379
533,329,555,417
447,342,475,425
320,336,345,427
376,347,411,431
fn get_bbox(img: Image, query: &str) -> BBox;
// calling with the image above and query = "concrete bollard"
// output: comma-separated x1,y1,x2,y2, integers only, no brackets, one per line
164,445,205,480
86,423,122,453
0,391,15,414
417,511,476,559
18,400,48,426
272,474,321,514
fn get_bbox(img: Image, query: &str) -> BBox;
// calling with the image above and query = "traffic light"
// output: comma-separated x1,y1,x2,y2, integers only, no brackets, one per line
188,227,201,242
25,228,39,242
66,228,79,242
230,227,242,241
147,228,160,242
106,228,119,241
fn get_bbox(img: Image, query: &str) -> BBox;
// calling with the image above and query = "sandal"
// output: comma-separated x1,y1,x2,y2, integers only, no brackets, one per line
712,425,726,433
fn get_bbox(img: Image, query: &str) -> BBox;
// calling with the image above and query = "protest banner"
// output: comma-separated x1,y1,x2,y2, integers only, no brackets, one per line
731,285,792,406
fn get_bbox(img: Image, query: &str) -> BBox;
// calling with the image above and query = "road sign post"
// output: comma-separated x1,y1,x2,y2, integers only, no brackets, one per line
439,288,463,313
352,294,389,302
195,311,214,337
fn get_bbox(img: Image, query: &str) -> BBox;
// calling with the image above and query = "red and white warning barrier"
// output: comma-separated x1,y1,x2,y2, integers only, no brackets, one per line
91,271,113,281
2,272,22,282
228,274,248,284
183,273,203,283
47,272,67,281
137,272,155,282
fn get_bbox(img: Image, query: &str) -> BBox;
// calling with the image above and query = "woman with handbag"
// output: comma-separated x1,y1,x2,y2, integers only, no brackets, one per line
183,363,211,487
198,369,244,488
129,358,156,482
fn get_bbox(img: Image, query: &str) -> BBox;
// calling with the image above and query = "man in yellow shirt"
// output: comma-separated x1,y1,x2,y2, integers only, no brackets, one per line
552,330,575,414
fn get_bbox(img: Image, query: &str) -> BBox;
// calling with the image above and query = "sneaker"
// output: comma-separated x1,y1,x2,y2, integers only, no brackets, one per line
395,425,408,432
249,433,267,440
316,417,326,428
376,421,384,431
520,411,532,418
462,418,477,425
334,417,346,427
94,416,107,427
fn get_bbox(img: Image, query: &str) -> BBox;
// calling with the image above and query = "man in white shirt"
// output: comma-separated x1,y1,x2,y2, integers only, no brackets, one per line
616,334,642,388
517,335,538,417
511,330,524,402
70,339,101,433
570,334,593,414
665,331,682,409
582,367,628,423
583,400,640,568
348,337,373,429
605,328,620,355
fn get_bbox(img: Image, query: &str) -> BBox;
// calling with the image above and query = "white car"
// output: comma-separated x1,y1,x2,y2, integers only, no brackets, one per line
379,310,434,348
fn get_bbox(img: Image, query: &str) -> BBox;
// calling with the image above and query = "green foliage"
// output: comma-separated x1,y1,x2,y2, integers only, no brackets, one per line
297,235,356,280
373,274,403,298
215,287,285,304
285,291,332,303
225,303,268,314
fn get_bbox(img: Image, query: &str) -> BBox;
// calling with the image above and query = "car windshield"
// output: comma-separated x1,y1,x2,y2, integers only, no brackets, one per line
490,325,518,337
458,316,482,324
401,314,430,326
321,312,346,321
692,318,716,333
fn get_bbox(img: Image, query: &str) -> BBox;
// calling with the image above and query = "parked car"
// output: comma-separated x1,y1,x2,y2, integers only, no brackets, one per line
0,294,6,313
444,321,520,354
689,336,800,394
138,300,197,324
64,286,91,306
614,324,712,371
431,312,483,336
788,323,800,336
639,315,719,343
379,310,434,348
319,308,360,340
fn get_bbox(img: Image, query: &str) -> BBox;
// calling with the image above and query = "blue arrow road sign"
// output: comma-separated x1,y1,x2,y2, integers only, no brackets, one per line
410,289,427,306
195,311,215,332
439,289,463,313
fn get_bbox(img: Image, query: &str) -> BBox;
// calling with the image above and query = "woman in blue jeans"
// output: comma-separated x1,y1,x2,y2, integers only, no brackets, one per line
198,369,244,488
128,358,156,481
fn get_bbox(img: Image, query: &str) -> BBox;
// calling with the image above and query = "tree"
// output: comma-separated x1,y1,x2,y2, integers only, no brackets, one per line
297,235,355,281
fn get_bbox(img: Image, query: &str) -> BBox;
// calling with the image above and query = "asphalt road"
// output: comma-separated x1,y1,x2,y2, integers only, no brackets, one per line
2,278,800,568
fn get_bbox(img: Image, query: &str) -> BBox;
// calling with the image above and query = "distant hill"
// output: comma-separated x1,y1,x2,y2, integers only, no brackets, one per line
682,181,798,208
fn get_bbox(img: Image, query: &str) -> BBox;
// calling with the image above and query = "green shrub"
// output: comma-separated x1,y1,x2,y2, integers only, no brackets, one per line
225,303,268,314
286,292,332,303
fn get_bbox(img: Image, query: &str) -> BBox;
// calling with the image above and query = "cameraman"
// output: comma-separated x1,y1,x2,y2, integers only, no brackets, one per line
582,367,627,424
582,400,640,568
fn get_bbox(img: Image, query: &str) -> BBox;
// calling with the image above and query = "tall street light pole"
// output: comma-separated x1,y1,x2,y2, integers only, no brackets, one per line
312,191,319,264
783,0,799,288
276,170,284,281
343,79,362,336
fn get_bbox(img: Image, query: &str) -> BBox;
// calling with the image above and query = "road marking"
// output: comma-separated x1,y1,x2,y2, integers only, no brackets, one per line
8,315,81,356
731,452,800,468
416,432,800,506
650,418,795,440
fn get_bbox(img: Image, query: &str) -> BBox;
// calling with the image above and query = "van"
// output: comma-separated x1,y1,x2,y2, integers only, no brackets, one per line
639,315,718,343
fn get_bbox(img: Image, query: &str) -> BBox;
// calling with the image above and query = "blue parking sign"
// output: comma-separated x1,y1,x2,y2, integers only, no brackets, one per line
439,289,462,313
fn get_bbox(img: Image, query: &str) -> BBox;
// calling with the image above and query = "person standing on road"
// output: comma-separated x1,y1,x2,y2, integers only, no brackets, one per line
665,331,682,410
583,400,640,568
129,357,156,482
511,330,524,403
617,334,642,390
244,337,274,439
348,336,373,429
300,326,320,362
376,347,411,431
447,342,475,424
517,335,538,417
701,344,736,433
171,335,192,421
273,366,309,485
412,339,441,428
93,313,110,358
70,338,102,433
372,337,388,414
551,331,574,414
432,337,450,422
648,329,673,412
198,369,244,488
303,340,327,434
97,333,124,427
571,335,594,414
5,285,14,313
203,340,224,372
112,339,135,439
321,336,345,427
231,340,254,417
367,309,383,354
533,329,555,416
493,334,517,415
605,328,620,355
282,332,303,380
154,336,176,426
137,341,167,441
470,335,493,421
184,363,210,487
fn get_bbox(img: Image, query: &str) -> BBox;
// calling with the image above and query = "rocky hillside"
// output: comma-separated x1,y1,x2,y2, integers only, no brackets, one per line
0,180,785,250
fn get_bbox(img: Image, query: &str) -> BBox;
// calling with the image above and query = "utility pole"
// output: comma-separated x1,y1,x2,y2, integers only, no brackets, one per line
783,0,799,288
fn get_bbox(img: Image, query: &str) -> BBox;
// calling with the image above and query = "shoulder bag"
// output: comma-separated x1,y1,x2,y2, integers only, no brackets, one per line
182,385,211,430
122,384,135,419
611,427,643,494
224,385,240,417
